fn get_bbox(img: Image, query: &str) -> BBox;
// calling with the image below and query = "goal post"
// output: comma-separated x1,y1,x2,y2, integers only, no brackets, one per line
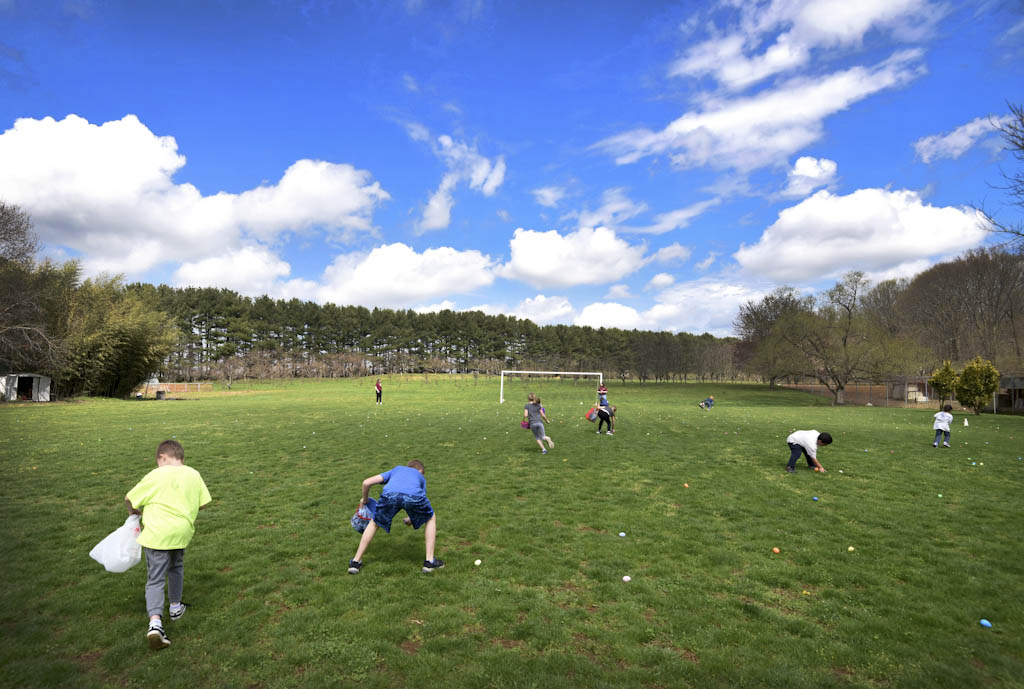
499,370,603,404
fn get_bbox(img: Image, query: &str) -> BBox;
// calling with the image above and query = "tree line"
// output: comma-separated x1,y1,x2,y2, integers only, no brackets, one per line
733,249,1024,404
123,282,740,385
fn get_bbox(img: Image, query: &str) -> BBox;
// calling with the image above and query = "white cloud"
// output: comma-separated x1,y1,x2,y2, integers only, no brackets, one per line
605,284,633,299
173,245,292,295
695,252,718,270
0,114,389,276
733,188,987,281
573,280,768,335
499,226,649,289
404,121,430,142
318,243,496,307
420,174,459,232
646,273,675,290
417,133,506,231
574,302,649,330
645,280,767,336
402,73,420,92
596,50,926,172
532,185,567,208
913,115,1012,163
779,156,838,198
578,188,648,229
652,243,692,264
621,198,721,234
512,294,575,325
414,300,457,314
234,159,391,242
670,0,941,91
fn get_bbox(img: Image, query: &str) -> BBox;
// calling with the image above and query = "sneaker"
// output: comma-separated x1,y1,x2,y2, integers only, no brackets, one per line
169,603,187,621
347,559,363,575
932,443,938,448
147,623,171,650
606,431,614,435
541,449,547,454
422,558,445,573
943,443,950,448
785,466,795,474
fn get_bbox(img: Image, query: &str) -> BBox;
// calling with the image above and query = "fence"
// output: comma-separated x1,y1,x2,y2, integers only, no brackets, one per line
781,382,958,409
135,382,214,398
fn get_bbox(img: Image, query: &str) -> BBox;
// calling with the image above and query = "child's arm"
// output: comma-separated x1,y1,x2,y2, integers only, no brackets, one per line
125,498,141,516
541,410,550,423
360,474,384,506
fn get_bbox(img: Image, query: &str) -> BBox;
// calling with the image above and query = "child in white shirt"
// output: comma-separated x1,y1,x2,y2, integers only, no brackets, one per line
932,405,953,448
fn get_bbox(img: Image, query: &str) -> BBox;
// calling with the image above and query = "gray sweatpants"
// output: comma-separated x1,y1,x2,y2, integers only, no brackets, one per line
144,547,185,618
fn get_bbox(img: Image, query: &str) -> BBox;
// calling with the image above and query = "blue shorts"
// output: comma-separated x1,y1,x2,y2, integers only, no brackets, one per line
373,492,434,533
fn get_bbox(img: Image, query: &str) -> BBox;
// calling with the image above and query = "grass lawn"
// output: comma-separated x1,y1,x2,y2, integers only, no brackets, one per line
1,376,1022,689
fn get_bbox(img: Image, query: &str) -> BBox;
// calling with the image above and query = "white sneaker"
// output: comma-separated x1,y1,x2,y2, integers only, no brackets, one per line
147,623,171,650
606,431,614,435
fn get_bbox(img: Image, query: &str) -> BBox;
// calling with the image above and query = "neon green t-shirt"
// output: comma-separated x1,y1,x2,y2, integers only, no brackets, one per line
126,464,211,550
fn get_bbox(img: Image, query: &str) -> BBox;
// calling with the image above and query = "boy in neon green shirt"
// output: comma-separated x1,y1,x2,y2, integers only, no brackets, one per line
125,440,211,650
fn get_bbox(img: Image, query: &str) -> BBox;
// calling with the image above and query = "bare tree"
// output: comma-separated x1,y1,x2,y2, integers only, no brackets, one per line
779,272,899,405
978,103,1024,247
0,202,39,267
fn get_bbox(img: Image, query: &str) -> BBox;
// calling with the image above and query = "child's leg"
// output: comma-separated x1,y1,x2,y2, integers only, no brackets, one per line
943,430,951,445
545,435,554,448
353,521,378,562
423,514,437,562
167,549,185,606
934,430,942,446
786,443,803,469
144,548,171,621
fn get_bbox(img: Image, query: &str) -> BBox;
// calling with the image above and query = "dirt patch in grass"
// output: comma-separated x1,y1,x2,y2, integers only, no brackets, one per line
493,638,524,649
648,640,699,664
400,640,421,654
75,650,103,669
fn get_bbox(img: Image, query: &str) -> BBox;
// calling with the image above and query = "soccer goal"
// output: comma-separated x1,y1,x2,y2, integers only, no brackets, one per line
499,370,603,404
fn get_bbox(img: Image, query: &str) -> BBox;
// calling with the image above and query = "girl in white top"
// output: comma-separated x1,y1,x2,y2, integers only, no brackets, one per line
933,404,953,447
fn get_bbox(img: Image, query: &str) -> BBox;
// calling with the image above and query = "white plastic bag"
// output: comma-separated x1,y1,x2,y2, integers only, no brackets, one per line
89,514,142,572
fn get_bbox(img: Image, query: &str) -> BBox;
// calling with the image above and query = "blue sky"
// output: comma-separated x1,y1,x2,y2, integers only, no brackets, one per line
1,0,1022,335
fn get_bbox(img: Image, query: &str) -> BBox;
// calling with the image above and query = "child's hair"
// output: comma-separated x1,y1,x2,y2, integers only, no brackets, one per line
818,432,833,445
407,459,425,472
943,404,952,412
527,392,536,402
157,439,184,460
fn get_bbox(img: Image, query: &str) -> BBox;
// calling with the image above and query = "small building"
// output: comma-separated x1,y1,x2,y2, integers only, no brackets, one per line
998,375,1024,412
0,373,52,402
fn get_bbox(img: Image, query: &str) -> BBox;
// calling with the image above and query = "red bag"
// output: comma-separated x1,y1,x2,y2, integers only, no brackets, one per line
520,420,530,429
585,407,598,422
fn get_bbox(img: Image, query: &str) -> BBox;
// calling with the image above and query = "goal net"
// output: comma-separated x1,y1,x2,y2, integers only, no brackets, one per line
499,370,603,404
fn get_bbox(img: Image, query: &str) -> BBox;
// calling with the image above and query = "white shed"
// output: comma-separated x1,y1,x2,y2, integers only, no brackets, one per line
0,373,52,402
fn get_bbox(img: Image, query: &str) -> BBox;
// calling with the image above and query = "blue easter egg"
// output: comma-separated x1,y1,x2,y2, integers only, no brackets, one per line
812,497,818,501
980,619,992,628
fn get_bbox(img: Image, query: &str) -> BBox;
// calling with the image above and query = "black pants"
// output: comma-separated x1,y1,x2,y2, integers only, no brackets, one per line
376,390,382,403
598,411,612,431
787,443,814,469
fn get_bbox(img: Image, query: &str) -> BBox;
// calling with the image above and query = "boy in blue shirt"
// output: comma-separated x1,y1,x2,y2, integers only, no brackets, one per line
348,460,443,574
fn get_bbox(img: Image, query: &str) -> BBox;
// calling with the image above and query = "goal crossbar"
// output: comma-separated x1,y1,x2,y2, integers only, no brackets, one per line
499,370,603,404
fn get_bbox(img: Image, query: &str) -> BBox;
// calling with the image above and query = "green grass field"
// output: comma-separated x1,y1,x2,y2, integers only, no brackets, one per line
1,377,1022,689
